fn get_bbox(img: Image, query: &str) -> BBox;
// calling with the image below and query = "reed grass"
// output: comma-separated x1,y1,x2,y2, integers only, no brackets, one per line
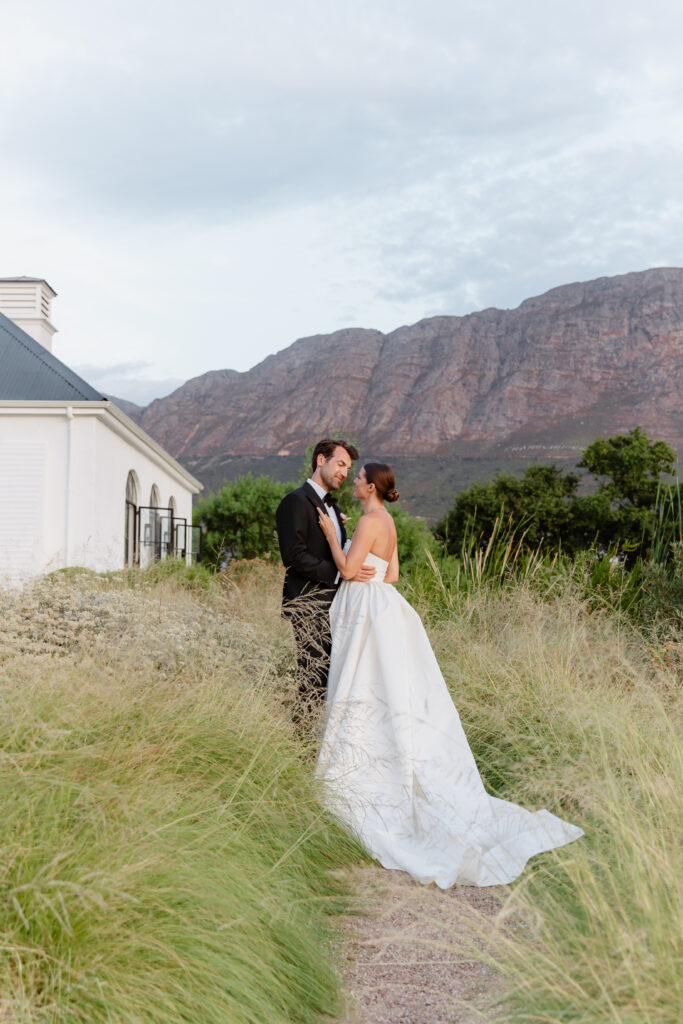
218,547,681,1023
416,569,682,1024
2,550,680,1023
648,479,683,566
0,567,363,1023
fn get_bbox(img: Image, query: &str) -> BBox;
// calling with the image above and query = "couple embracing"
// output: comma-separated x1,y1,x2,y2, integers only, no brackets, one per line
276,438,583,889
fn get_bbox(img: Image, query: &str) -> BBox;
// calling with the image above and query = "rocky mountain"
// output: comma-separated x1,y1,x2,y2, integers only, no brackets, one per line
104,394,144,423
136,269,683,472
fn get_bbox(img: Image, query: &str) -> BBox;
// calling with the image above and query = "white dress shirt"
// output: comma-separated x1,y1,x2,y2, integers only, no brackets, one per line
307,477,344,584
307,477,343,546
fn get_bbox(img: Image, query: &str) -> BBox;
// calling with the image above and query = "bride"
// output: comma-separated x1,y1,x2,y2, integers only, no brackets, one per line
316,462,583,888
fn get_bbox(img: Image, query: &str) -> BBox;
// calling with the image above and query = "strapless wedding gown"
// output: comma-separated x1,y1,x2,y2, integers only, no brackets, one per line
317,553,583,888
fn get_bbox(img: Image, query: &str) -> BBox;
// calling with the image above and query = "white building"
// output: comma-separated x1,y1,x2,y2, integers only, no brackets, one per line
0,277,202,583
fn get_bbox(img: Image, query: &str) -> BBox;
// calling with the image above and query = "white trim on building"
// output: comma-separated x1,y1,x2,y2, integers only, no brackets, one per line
0,401,202,582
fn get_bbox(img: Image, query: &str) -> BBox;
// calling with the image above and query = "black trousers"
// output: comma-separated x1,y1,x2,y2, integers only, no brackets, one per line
284,593,333,711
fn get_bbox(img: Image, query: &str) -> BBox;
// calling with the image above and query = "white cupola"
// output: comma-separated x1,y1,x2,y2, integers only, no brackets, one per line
0,276,57,352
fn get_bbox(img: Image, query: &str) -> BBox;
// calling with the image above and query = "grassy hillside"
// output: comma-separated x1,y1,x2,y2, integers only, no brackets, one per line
0,562,364,1023
404,559,682,1024
0,556,680,1022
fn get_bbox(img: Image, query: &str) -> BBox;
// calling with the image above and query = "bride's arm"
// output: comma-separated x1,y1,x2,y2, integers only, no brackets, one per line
317,510,376,580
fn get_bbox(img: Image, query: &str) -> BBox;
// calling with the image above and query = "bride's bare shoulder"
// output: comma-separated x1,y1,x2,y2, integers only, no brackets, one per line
360,508,396,559
359,509,393,532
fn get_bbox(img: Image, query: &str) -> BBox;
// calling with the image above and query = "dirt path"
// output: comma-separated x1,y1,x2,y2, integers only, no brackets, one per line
337,866,506,1024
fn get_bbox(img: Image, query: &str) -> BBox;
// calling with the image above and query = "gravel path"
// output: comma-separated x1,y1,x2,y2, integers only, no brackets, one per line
337,866,507,1024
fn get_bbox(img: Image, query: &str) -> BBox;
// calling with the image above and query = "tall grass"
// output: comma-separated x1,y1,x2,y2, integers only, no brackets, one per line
0,567,363,1023
399,515,564,622
648,479,683,565
3,550,680,1023
221,547,681,1023
415,569,682,1024
637,480,683,633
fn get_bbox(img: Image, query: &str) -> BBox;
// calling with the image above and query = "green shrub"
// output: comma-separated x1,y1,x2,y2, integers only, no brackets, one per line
435,429,679,563
193,474,294,564
388,504,439,570
639,541,683,632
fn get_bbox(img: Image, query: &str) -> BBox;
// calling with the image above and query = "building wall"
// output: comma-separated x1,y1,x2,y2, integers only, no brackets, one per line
0,404,196,582
89,414,194,571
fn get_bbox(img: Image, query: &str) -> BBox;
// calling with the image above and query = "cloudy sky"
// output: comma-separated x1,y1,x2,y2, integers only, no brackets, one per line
2,0,682,404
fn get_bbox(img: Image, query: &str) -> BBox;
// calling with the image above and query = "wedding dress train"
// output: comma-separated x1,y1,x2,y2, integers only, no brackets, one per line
317,553,583,888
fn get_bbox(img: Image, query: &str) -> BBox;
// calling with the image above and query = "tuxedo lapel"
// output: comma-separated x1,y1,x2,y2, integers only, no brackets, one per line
339,507,347,547
302,481,326,515
326,499,347,547
303,482,346,546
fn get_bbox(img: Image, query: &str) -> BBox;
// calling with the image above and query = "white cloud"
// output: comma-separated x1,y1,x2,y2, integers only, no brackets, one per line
1,0,682,400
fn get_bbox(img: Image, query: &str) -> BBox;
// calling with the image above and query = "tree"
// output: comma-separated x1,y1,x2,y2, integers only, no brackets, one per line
577,428,677,557
578,427,676,508
435,464,582,556
435,428,679,561
193,475,293,564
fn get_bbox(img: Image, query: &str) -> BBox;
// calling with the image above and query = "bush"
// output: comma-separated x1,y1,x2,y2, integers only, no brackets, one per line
434,464,584,556
193,474,293,564
639,541,683,632
435,429,680,563
389,504,440,570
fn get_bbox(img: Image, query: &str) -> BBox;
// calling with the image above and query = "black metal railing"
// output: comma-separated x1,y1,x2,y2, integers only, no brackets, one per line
134,506,201,566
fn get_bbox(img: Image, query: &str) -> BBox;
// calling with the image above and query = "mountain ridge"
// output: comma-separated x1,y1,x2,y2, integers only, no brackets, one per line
114,268,683,474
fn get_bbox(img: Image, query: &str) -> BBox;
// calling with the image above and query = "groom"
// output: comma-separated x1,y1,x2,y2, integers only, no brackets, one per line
275,438,375,712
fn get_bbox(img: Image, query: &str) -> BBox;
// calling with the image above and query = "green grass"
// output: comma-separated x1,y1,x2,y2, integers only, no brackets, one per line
0,567,363,1023
214,550,682,1024
414,567,682,1024
2,553,681,1023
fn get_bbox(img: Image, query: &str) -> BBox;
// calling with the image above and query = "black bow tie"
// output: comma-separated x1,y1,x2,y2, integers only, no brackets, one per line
323,493,337,507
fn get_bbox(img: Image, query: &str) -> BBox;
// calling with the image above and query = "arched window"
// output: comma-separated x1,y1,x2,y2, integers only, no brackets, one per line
124,470,140,567
139,486,178,567
159,496,176,560
126,471,139,505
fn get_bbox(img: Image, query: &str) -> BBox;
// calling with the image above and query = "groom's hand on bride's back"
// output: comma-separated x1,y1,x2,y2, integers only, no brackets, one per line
352,564,376,582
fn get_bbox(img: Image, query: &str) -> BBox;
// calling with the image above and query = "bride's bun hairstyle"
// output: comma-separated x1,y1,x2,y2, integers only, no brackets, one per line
364,462,399,503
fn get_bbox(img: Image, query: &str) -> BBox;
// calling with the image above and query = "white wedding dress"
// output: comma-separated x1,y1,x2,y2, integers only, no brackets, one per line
317,553,583,888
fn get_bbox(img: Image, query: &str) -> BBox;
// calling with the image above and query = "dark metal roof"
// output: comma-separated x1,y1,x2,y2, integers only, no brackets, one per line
0,311,103,401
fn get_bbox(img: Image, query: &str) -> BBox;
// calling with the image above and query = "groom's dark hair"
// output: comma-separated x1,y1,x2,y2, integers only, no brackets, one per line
311,438,359,473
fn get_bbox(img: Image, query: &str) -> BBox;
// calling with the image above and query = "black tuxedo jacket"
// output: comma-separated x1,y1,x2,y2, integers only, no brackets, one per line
275,482,347,609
